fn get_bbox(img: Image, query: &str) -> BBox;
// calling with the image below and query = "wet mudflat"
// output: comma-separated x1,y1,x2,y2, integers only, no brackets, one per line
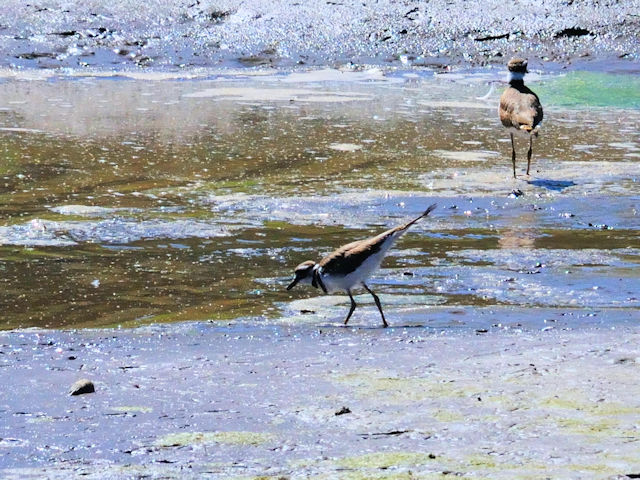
0,68,638,330
2,324,640,479
0,67,639,478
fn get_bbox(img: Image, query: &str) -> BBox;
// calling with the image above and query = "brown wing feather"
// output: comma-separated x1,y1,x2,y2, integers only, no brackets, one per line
499,85,543,130
318,204,437,276
318,230,393,276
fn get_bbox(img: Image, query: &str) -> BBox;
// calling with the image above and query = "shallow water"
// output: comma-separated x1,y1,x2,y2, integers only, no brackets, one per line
0,68,638,330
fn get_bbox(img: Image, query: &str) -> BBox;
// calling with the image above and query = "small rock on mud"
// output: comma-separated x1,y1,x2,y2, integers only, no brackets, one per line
69,379,95,396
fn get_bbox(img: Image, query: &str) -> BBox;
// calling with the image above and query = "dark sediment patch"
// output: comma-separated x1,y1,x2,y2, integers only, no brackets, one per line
555,26,592,38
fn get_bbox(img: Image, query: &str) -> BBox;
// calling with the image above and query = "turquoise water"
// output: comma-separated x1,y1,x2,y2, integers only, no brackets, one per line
537,71,640,109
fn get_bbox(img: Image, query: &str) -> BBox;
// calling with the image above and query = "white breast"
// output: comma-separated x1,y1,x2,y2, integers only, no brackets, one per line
320,233,399,293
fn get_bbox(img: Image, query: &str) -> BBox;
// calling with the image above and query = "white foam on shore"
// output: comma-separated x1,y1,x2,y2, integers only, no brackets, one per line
50,205,135,216
276,67,391,83
183,86,373,103
0,217,234,247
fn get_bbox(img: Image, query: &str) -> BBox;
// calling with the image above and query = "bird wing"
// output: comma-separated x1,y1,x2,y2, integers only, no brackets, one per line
319,204,436,276
499,86,543,130
318,232,393,276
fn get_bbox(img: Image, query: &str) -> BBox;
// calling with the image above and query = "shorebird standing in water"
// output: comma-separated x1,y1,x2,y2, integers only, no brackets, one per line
286,204,436,328
499,58,544,178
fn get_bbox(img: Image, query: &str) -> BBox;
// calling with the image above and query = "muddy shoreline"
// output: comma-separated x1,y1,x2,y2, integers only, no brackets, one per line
2,322,640,478
1,0,639,74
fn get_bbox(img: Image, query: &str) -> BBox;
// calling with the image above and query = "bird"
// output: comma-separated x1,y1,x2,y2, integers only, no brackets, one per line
498,58,544,178
286,204,437,328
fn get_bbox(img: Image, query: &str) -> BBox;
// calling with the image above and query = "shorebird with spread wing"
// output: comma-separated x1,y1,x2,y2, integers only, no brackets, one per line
286,204,437,328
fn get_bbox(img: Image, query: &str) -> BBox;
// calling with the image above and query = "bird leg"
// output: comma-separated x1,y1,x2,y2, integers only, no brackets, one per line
362,283,388,328
510,132,517,179
344,290,357,325
526,135,533,176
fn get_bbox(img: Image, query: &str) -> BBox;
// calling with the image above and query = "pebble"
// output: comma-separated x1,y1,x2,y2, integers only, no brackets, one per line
69,379,95,396
509,189,524,198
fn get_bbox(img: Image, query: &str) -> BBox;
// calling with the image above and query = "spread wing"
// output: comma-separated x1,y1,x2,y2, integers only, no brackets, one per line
319,204,436,276
318,230,395,276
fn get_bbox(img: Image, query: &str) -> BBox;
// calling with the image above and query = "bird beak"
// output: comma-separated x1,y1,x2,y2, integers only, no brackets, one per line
286,278,299,290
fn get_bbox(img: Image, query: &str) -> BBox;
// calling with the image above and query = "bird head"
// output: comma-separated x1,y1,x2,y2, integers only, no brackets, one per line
507,58,528,74
286,260,317,290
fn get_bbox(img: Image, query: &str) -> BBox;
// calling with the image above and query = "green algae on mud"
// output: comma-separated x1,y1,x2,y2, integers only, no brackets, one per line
336,451,437,469
155,431,274,448
291,451,445,480
333,451,442,478
332,368,473,405
109,405,153,414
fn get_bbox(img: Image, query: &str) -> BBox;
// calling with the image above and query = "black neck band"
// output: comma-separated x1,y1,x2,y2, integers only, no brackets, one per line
312,268,328,294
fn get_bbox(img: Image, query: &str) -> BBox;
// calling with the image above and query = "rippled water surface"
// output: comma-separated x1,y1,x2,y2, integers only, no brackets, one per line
0,68,638,329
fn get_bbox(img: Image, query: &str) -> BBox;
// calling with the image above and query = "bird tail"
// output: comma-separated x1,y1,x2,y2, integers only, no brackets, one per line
397,203,437,232
519,124,540,137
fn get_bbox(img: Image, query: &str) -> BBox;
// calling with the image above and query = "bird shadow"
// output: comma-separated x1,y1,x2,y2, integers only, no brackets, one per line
526,178,577,192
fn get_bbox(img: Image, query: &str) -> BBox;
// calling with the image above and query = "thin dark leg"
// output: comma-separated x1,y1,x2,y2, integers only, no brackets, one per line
343,290,357,325
510,132,517,179
362,283,388,328
526,135,533,175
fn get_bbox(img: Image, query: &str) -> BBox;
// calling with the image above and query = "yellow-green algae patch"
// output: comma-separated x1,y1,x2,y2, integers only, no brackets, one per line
26,415,57,424
309,472,448,480
336,451,437,469
464,453,498,469
431,409,465,423
541,394,639,416
155,431,273,447
110,406,153,413
455,454,559,479
332,369,474,404
230,477,296,480
290,451,455,480
555,416,639,439
539,392,640,439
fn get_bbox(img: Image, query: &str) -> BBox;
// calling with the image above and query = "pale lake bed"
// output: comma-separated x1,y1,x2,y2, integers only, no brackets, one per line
1,66,639,478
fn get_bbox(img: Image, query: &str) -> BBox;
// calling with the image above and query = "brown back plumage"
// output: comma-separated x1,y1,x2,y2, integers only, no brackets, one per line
318,204,436,276
499,83,543,131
